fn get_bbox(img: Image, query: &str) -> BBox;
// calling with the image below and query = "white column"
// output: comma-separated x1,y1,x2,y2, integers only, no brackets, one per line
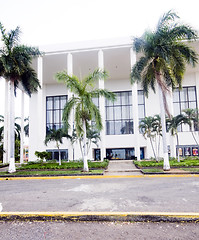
130,48,140,160
3,79,9,164
67,53,74,161
98,49,106,161
8,80,16,172
37,56,45,152
20,90,24,164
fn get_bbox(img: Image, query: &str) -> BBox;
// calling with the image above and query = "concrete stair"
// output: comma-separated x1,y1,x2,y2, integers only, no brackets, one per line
104,160,142,176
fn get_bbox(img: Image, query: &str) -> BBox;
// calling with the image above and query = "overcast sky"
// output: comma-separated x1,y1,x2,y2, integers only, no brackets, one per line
0,0,199,117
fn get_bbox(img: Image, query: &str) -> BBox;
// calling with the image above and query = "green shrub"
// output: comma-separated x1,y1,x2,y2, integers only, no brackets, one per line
35,151,51,161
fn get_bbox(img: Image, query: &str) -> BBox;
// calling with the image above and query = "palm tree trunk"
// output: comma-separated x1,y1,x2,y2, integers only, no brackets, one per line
158,134,161,161
191,131,199,145
83,120,89,172
57,142,61,166
3,79,9,164
8,80,16,173
150,137,157,160
158,84,170,170
176,134,180,163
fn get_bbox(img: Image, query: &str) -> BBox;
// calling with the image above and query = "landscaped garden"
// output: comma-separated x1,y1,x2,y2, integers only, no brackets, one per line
134,157,199,174
0,160,109,177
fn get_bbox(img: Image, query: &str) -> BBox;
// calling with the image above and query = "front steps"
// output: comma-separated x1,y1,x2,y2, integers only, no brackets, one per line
104,160,142,176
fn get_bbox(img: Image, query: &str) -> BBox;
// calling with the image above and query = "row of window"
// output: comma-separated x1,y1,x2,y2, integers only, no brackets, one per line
46,87,197,135
46,148,145,161
46,145,199,161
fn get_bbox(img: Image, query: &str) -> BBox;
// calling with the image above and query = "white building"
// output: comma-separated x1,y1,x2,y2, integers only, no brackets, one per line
29,37,199,162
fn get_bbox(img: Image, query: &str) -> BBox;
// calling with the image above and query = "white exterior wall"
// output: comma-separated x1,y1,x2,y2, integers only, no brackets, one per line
29,38,199,161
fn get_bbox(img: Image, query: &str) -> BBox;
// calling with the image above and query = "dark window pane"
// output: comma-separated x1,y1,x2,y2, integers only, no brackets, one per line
54,151,59,160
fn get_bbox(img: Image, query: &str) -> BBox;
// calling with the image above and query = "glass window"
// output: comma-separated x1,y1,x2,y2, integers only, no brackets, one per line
173,86,197,132
188,87,196,101
106,148,135,160
173,89,180,102
138,90,145,122
180,88,188,102
105,91,133,135
47,149,68,161
46,95,67,133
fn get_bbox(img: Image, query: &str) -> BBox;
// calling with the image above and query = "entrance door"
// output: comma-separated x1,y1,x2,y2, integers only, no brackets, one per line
106,148,135,160
94,149,101,161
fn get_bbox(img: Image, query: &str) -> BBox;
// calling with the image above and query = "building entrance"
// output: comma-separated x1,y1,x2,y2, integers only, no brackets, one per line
106,148,135,160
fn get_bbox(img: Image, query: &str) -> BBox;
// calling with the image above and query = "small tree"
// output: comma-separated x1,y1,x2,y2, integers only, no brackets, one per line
35,151,51,162
56,69,115,172
167,114,184,162
44,128,70,165
182,108,199,145
139,116,158,160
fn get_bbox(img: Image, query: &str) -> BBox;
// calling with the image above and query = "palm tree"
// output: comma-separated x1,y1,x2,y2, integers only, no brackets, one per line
139,116,157,160
0,23,41,172
167,114,185,162
131,11,198,170
56,69,115,172
182,108,199,145
44,128,70,165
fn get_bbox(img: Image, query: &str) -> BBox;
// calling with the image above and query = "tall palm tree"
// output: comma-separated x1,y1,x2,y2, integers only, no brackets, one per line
56,69,115,171
182,108,199,145
0,23,41,172
131,11,198,170
167,114,185,162
44,128,70,165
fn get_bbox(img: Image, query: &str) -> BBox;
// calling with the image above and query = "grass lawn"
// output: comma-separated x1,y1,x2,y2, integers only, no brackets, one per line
0,169,103,176
134,157,199,168
0,160,108,177
180,168,199,172
17,160,109,170
141,168,164,173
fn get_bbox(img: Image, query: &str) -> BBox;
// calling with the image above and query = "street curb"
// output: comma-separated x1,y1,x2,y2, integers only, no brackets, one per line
0,174,199,181
0,212,199,223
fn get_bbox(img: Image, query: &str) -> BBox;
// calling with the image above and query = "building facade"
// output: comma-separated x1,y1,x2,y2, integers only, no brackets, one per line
29,37,199,161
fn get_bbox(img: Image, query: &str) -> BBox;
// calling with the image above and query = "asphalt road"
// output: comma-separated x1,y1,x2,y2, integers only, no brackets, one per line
0,221,199,240
0,176,199,212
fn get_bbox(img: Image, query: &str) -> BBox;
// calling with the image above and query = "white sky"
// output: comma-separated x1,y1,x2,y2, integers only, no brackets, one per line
0,0,199,117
